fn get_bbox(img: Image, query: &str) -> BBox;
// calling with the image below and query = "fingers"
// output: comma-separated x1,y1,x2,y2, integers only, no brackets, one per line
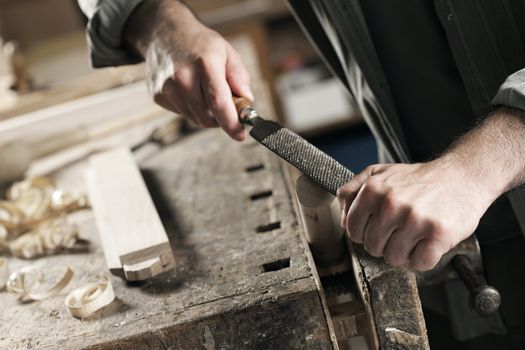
157,79,192,118
337,165,380,227
199,55,245,141
159,55,246,140
172,67,218,127
362,200,407,257
226,44,253,101
408,239,445,271
152,43,249,141
345,182,381,244
383,226,421,267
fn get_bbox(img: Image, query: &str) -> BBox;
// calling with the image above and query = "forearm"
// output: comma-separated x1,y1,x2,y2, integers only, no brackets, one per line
441,106,525,201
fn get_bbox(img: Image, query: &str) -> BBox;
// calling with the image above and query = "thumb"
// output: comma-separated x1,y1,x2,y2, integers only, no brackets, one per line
336,164,380,227
225,44,254,101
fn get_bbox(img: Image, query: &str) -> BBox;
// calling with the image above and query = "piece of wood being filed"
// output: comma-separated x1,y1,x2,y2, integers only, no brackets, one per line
86,147,175,281
295,174,346,268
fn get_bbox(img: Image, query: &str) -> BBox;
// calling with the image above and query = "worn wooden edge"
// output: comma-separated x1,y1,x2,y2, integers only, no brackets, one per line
353,245,429,349
349,241,381,349
37,278,329,350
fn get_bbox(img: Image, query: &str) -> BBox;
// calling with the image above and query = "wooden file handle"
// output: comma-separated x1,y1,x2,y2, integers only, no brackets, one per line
233,96,252,115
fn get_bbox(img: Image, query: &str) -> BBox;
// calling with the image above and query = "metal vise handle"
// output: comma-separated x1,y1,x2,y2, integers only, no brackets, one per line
452,254,501,316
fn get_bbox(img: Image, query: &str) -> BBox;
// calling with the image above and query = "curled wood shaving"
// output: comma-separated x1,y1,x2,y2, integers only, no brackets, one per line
6,265,74,302
50,189,88,213
7,177,55,222
65,275,115,319
2,177,88,236
0,257,8,289
8,217,89,259
0,201,25,232
7,177,54,201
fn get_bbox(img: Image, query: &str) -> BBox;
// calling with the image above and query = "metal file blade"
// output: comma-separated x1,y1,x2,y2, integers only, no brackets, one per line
235,98,354,195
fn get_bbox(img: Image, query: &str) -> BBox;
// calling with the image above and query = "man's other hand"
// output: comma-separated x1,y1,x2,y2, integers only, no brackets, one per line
124,0,253,141
337,158,493,271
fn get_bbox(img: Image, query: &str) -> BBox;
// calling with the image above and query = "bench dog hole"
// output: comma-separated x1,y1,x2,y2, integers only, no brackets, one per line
245,164,265,172
250,190,273,201
262,258,291,273
256,221,281,233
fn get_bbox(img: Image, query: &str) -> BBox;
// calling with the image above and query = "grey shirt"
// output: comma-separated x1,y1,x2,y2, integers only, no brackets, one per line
78,0,143,67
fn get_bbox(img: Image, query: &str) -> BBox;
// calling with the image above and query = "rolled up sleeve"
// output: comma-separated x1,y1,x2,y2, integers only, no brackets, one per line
78,0,144,68
492,68,525,112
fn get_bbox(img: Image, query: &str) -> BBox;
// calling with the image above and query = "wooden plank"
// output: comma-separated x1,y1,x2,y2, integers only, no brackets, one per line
0,66,145,122
0,82,154,143
86,147,175,281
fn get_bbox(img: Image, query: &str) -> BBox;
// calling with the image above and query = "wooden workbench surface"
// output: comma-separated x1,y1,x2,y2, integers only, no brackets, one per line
0,128,332,349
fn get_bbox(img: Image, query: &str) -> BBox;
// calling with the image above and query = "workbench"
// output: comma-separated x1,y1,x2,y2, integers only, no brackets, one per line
0,24,428,347
0,124,334,349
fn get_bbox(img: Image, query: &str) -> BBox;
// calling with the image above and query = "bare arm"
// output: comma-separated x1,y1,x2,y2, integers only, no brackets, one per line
123,0,253,141
337,106,525,271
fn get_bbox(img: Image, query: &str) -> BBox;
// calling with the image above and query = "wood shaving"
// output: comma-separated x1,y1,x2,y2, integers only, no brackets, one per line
8,178,54,221
65,275,115,319
9,217,88,259
3,177,88,234
0,201,25,232
6,265,74,302
0,257,8,289
0,224,8,252
0,177,89,258
50,189,88,213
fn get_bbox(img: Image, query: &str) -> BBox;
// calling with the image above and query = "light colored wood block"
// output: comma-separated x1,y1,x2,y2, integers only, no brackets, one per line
86,147,175,281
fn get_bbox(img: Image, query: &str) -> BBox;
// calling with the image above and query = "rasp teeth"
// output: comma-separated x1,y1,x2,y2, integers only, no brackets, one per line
260,128,354,195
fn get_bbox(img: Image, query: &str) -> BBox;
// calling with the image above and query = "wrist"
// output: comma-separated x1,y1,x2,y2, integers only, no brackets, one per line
435,152,502,208
123,0,199,58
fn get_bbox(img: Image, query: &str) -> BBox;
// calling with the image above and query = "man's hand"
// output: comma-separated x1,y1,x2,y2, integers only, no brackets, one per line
337,159,493,271
338,106,525,271
124,0,253,141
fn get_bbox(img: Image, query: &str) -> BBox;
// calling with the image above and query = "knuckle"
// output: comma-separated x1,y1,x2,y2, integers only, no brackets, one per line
415,245,440,271
173,66,188,81
427,219,447,239
341,179,356,191
173,69,192,91
229,46,241,60
195,55,209,68
406,207,425,226
367,245,382,258
364,165,377,174
196,54,218,74
384,243,404,266
209,93,229,110
362,179,381,197
382,190,398,212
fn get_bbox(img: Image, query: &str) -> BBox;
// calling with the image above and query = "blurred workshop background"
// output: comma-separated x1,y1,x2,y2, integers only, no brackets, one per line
0,0,377,171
